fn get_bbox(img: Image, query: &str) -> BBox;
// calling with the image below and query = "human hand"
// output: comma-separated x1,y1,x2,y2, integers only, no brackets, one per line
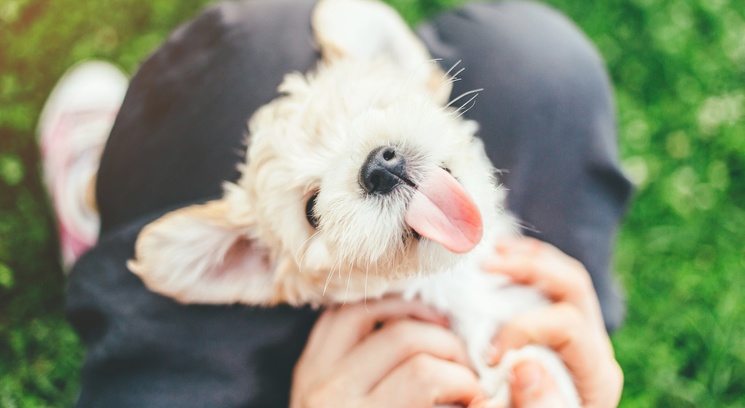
290,298,482,408
477,237,623,408
469,358,585,408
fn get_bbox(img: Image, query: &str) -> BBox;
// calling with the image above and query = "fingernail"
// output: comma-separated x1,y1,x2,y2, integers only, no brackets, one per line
495,239,518,250
485,399,503,408
468,396,486,408
480,259,495,271
481,254,505,269
513,361,542,392
484,344,501,366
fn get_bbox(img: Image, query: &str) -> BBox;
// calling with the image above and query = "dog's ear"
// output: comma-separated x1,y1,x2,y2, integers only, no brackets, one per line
128,193,276,305
312,0,452,104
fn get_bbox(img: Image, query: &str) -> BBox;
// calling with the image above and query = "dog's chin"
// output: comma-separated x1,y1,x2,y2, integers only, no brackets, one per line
347,231,466,282
410,236,466,275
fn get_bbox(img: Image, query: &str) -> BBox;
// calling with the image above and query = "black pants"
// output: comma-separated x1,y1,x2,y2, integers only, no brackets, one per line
68,1,632,406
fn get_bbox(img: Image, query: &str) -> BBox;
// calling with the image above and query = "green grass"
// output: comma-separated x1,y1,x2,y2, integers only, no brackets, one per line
1,0,743,406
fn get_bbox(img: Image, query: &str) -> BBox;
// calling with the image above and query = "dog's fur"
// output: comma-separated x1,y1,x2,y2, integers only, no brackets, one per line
128,0,580,405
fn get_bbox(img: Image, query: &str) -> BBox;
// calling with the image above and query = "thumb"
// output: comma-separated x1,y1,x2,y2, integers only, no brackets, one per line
466,396,490,408
511,360,567,408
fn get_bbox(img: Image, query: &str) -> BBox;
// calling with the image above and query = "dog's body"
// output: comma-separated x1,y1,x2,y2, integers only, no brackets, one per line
128,0,580,405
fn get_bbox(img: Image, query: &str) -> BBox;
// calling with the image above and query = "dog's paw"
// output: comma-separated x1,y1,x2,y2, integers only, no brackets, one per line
479,345,581,408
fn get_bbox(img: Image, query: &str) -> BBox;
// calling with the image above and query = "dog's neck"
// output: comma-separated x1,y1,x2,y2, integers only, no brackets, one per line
267,256,395,306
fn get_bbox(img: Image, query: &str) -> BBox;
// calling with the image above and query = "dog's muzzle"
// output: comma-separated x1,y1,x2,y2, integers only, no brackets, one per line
359,146,413,194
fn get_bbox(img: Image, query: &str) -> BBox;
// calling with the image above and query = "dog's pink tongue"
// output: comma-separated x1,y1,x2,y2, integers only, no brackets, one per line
404,167,483,253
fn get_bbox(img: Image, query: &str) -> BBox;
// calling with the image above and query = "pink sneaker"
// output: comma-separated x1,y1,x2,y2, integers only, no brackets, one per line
37,60,128,272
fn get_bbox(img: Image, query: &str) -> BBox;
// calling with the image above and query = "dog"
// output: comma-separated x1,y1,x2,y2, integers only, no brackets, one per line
128,0,580,405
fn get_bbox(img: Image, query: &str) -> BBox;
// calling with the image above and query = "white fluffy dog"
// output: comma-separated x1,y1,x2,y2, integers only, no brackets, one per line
129,0,580,405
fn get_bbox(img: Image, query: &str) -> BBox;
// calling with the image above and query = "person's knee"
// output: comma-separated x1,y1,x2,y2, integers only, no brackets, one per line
424,1,614,109
97,0,319,234
507,1,611,100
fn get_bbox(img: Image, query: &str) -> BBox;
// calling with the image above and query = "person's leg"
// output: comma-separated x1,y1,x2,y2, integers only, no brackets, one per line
418,1,633,331
37,61,128,271
63,1,321,407
96,0,320,236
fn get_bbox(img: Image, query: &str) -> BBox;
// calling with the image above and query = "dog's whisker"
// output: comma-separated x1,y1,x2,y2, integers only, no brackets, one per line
454,94,480,119
450,89,481,119
443,60,463,78
364,265,370,308
294,230,321,269
324,253,344,296
296,231,323,278
442,59,461,80
513,218,541,235
336,251,346,281
447,67,466,85
401,58,444,96
323,270,333,296
342,265,353,305
323,258,340,296
445,88,484,109
443,73,464,88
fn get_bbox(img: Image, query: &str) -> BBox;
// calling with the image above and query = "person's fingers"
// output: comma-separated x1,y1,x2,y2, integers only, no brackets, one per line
487,303,599,370
294,298,451,405
303,298,448,366
467,396,495,408
465,360,570,408
481,237,603,328
481,238,623,407
484,237,593,304
486,303,622,407
510,360,567,408
335,319,471,394
369,353,482,406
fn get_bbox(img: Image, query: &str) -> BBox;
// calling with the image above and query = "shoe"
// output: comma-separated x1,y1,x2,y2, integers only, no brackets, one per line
37,60,128,272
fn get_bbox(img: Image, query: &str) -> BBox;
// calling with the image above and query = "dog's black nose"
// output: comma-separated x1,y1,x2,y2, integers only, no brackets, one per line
359,146,407,195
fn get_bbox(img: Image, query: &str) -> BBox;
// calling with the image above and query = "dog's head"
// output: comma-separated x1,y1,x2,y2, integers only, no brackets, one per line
128,0,510,306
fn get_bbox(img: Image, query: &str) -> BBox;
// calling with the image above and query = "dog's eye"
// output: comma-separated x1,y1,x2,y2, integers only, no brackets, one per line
306,193,320,228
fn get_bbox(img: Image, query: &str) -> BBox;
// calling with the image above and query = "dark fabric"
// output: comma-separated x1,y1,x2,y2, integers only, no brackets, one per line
96,0,320,234
67,1,632,407
77,1,322,406
68,214,317,407
418,0,633,332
